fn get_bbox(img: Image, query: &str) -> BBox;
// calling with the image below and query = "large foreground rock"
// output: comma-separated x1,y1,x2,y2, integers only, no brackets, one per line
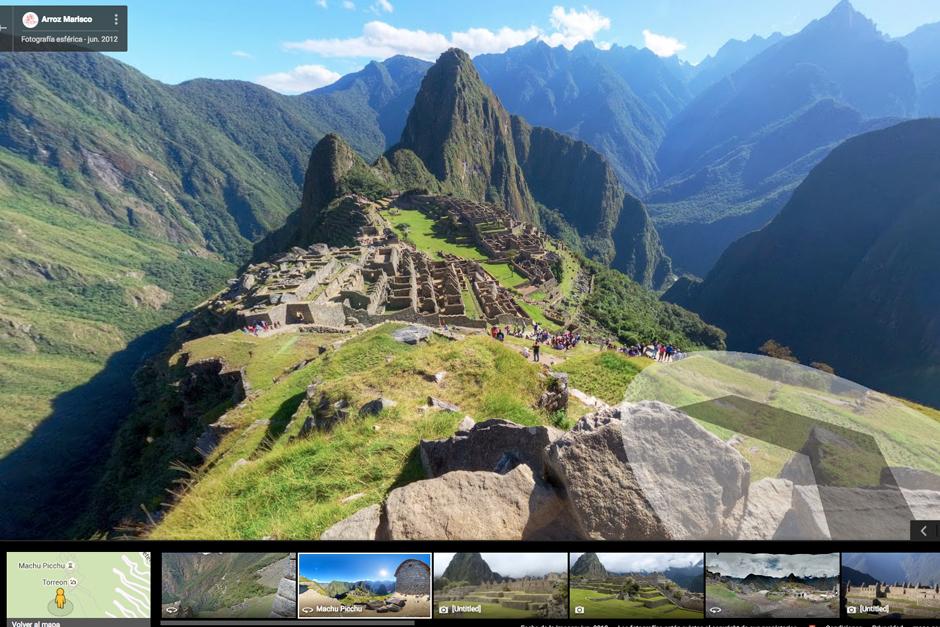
419,419,562,479
383,464,563,540
545,401,749,540
320,504,382,540
736,478,794,539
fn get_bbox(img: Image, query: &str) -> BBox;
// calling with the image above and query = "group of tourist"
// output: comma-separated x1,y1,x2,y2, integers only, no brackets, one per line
484,320,684,365
241,320,281,336
620,341,683,362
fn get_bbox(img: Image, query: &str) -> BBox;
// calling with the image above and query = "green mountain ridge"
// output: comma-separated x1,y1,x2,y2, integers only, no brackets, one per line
666,118,940,406
0,50,425,537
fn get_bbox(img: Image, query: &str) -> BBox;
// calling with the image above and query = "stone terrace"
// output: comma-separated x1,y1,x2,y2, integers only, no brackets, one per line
211,195,531,331
397,194,559,290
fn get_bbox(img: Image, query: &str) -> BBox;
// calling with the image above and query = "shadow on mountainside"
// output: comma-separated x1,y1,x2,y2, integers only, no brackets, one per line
0,321,180,539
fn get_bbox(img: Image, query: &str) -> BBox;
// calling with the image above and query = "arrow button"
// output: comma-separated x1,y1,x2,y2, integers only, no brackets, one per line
911,520,939,541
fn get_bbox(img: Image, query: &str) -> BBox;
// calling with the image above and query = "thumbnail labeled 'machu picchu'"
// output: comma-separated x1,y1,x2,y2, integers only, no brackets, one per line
297,553,432,618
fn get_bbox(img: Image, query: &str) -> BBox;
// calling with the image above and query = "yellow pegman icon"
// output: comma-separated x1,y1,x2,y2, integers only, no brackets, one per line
55,588,66,609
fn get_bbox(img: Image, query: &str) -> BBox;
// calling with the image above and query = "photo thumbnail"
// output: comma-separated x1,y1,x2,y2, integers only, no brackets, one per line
161,553,295,619
568,552,703,619
297,553,431,619
705,553,839,618
433,553,568,619
843,553,940,620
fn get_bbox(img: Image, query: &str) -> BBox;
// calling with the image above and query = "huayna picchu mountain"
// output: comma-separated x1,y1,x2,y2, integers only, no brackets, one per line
570,553,607,578
261,48,672,288
666,118,940,406
441,553,498,585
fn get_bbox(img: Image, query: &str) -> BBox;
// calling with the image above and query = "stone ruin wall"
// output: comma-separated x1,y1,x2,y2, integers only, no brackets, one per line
444,577,559,597
847,582,940,601
395,560,431,596
269,553,297,618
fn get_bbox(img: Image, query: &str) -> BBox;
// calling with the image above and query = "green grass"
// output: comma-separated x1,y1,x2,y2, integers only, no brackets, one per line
175,331,344,393
622,353,940,485
705,582,758,616
482,262,527,288
554,351,648,404
388,207,527,290
150,324,552,539
460,290,480,319
569,588,702,619
390,208,487,260
0,151,232,459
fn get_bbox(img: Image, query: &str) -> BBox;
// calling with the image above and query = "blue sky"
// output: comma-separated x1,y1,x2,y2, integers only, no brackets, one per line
298,553,429,582
25,1,940,92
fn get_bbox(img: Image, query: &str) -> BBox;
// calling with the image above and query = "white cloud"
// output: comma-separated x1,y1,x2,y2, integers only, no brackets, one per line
284,20,538,60
642,28,686,57
281,5,609,61
433,553,567,579
542,5,610,48
372,0,393,13
256,64,341,94
232,50,253,59
571,553,701,573
342,0,355,8
706,553,840,579
316,0,327,7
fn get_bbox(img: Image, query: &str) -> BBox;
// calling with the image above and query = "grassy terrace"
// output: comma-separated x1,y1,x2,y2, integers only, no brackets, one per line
151,324,554,539
175,331,345,393
569,588,702,619
387,207,528,288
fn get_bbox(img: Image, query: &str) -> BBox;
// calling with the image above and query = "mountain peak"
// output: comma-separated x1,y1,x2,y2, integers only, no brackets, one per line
394,47,536,220
816,0,879,35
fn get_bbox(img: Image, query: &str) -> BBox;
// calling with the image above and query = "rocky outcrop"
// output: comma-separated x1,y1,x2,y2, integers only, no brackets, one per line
419,419,562,479
391,325,431,344
736,477,795,539
299,394,351,435
320,504,383,540
537,372,569,413
359,397,397,416
545,401,749,540
325,399,932,541
177,358,248,420
383,465,564,540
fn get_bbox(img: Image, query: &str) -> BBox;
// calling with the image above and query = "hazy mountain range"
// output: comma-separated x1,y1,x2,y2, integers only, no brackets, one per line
666,118,940,405
842,553,940,586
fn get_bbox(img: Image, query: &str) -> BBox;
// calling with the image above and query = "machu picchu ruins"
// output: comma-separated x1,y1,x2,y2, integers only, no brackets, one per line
211,192,567,333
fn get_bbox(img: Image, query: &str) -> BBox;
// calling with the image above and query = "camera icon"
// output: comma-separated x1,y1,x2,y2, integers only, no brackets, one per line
574,606,585,614
847,606,857,614
438,606,449,614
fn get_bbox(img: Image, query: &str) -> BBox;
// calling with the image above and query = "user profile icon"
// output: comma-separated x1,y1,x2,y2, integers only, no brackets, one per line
22,12,39,28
